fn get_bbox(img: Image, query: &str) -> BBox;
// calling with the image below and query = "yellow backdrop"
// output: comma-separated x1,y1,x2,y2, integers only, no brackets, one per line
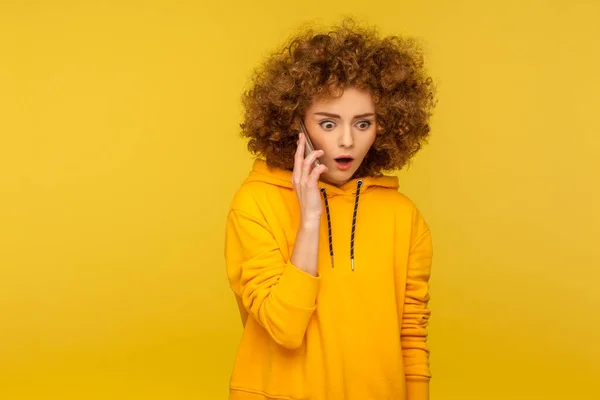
1,1,599,399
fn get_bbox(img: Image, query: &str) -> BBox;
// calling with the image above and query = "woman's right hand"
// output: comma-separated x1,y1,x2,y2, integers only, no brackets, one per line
292,133,328,226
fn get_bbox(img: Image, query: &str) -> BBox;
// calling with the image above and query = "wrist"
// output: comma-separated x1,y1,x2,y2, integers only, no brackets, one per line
300,216,321,231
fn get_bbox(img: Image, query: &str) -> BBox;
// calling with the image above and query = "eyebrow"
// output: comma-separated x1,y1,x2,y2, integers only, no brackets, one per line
313,112,375,119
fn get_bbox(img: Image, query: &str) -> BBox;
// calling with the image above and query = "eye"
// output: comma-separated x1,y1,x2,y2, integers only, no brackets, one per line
356,120,372,130
319,120,336,131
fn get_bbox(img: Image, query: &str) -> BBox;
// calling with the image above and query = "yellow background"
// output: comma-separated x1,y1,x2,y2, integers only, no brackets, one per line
1,0,599,399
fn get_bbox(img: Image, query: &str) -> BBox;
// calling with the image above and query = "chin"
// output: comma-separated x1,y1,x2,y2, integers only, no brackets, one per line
322,170,355,187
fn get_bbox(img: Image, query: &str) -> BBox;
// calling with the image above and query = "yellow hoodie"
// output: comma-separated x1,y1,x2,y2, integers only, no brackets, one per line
225,159,432,400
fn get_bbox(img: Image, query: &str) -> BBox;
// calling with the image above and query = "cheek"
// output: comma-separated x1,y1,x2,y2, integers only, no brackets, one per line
368,125,377,142
368,131,377,145
313,137,336,157
360,132,377,154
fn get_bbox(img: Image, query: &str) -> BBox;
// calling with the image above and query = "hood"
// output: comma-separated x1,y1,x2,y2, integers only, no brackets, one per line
244,159,399,196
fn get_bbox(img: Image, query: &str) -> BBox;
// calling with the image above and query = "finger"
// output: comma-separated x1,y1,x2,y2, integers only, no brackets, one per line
307,164,328,186
292,133,305,185
302,149,324,182
295,133,305,164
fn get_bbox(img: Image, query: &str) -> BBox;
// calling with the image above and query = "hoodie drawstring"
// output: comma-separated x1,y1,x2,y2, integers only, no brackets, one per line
350,180,363,271
320,187,334,268
320,179,363,271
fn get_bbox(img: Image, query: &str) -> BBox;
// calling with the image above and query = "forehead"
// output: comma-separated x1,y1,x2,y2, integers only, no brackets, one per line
308,87,375,114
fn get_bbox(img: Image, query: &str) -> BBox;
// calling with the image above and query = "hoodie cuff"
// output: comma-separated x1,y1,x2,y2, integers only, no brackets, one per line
406,377,429,400
275,261,320,309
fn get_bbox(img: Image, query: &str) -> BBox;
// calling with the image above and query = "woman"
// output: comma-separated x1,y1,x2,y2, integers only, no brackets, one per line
225,19,436,400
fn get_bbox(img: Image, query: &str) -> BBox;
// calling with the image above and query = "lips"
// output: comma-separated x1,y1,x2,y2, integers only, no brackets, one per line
334,155,354,171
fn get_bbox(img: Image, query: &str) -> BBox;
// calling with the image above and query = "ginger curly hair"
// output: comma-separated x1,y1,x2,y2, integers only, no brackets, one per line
240,19,436,177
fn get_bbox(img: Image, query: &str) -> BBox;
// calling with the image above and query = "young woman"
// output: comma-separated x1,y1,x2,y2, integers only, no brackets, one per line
225,20,436,400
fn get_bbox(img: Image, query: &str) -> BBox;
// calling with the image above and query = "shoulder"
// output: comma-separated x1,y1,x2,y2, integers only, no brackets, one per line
370,187,419,214
371,187,430,235
229,180,284,217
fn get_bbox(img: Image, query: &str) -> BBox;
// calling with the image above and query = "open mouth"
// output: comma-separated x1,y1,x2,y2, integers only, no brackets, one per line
334,157,354,170
335,157,353,165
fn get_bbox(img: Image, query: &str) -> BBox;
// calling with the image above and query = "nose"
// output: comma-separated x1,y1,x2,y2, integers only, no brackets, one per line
338,124,354,149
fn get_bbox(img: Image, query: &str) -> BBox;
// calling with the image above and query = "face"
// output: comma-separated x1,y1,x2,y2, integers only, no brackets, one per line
303,87,376,186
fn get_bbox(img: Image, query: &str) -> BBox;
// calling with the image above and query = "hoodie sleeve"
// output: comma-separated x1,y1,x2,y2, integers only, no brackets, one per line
401,210,432,400
225,208,320,350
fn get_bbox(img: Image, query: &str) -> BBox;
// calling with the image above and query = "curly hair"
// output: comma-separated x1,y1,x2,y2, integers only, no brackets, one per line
240,19,436,177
